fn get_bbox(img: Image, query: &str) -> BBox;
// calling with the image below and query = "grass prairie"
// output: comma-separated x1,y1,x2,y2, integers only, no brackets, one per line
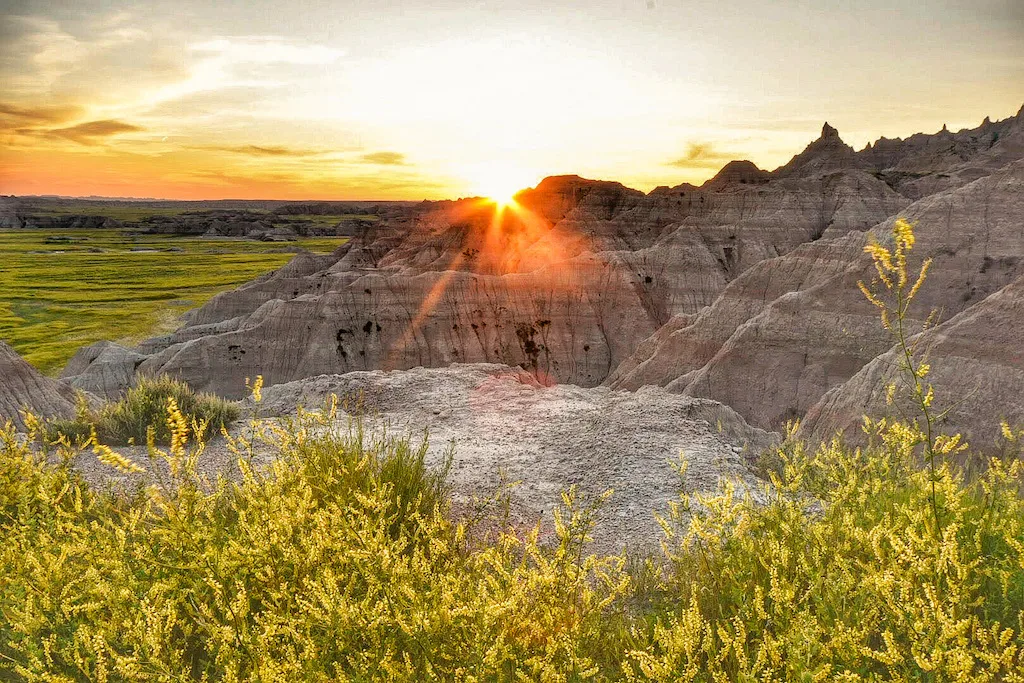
0,229,348,374
16,201,382,225
23,204,196,221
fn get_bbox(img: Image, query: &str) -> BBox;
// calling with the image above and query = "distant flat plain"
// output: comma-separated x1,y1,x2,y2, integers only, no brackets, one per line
0,228,349,374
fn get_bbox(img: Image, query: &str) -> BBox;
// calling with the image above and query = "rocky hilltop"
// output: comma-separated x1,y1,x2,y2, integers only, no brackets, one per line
608,108,1024,441
61,105,1024,445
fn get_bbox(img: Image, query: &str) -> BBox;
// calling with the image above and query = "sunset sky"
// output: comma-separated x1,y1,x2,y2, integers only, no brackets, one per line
1,0,1021,200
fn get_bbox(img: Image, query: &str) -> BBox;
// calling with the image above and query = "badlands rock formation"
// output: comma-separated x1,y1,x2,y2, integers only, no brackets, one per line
0,341,83,429
801,274,1024,448
62,105,1024,446
252,363,775,552
78,130,909,399
609,121,1024,433
61,340,148,400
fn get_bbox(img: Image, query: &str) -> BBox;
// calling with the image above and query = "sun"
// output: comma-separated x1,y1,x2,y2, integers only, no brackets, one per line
470,165,534,207
486,185,519,207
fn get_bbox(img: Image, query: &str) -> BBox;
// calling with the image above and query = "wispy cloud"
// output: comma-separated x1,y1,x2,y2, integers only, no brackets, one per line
39,119,144,144
144,36,346,107
203,144,325,157
359,151,406,165
0,102,82,125
666,142,740,169
191,37,345,66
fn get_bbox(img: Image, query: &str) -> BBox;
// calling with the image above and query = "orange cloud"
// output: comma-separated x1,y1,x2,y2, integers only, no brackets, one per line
666,142,741,170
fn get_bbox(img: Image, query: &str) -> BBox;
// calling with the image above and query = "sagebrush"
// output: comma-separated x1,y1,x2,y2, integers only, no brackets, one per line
46,374,238,445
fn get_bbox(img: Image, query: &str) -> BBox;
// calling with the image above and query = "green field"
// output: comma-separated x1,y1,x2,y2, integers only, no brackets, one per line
284,213,380,226
0,229,348,374
23,205,197,221
18,202,383,225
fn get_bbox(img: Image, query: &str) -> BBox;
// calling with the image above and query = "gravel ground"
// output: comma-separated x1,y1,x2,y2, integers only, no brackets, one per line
67,363,777,553
249,363,778,552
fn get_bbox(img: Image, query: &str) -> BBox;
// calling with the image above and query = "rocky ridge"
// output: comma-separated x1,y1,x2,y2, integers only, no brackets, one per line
57,106,1024,446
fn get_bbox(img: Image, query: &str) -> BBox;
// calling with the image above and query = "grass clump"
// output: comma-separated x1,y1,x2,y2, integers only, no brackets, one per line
1,220,1023,680
48,374,238,445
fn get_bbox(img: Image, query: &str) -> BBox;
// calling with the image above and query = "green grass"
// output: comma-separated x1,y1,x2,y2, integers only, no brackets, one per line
24,205,198,221
0,229,348,374
282,213,380,226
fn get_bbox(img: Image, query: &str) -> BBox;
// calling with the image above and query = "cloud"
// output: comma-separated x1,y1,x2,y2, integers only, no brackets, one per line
195,147,410,165
0,102,82,124
192,37,346,66
0,102,83,135
0,15,86,95
203,144,324,157
41,119,144,144
359,151,407,165
139,35,347,112
666,142,739,169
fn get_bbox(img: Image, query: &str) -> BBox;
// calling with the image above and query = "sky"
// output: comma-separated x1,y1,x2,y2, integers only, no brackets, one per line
0,0,1021,200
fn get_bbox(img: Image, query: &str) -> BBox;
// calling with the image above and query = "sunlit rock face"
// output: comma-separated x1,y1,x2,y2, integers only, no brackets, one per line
132,194,682,397
116,147,905,399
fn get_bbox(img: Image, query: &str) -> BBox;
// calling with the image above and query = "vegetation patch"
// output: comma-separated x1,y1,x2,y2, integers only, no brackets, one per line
46,375,239,446
3,385,1023,679
0,229,348,373
1,222,1022,680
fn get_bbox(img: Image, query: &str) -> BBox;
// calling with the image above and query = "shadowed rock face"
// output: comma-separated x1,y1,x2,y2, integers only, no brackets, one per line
701,160,772,190
0,342,82,429
801,275,1024,449
60,340,147,400
857,104,1024,199
0,212,122,230
61,107,1024,441
773,122,859,178
608,152,1024,431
